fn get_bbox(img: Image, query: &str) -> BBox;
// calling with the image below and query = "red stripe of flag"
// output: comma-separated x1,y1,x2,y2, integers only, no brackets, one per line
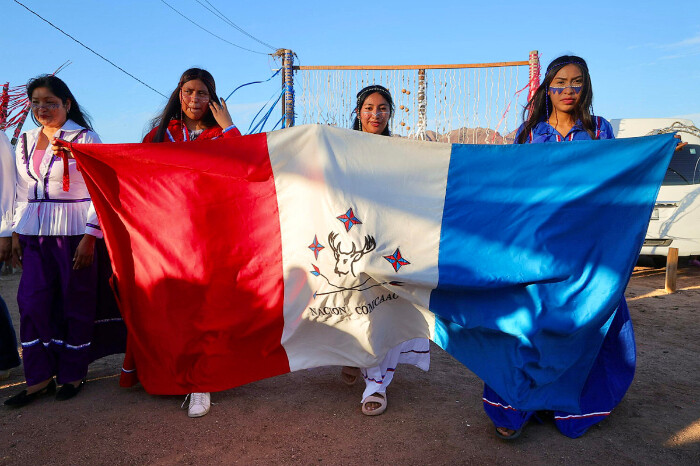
72,135,290,394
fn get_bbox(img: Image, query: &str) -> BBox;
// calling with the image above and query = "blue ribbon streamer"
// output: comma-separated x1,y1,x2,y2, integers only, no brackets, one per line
247,88,285,135
224,68,281,102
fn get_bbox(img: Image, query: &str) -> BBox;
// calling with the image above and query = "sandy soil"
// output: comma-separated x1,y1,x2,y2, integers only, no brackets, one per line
1,265,699,465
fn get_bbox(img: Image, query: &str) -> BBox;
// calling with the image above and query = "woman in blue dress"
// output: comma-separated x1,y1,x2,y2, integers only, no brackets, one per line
482,55,636,439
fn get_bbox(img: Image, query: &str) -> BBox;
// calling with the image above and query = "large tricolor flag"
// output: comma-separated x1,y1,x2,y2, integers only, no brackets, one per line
69,125,676,413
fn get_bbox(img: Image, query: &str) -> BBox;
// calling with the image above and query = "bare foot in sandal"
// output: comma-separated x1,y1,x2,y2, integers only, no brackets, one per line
496,427,516,437
495,426,522,440
362,392,387,416
341,366,361,386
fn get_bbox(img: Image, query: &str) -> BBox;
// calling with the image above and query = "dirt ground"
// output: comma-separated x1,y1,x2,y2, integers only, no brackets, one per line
1,264,699,465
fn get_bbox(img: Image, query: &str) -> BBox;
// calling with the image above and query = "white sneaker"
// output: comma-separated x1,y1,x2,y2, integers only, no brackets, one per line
186,392,211,418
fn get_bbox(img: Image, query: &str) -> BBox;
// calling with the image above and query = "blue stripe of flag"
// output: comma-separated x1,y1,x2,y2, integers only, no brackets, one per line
430,134,677,412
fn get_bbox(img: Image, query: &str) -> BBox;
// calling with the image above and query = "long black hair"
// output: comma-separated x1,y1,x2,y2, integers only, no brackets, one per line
26,75,93,130
516,55,596,144
148,68,220,143
351,84,394,136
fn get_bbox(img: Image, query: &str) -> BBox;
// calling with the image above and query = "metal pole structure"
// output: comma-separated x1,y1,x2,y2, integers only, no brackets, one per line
527,50,540,103
416,69,427,140
282,49,295,128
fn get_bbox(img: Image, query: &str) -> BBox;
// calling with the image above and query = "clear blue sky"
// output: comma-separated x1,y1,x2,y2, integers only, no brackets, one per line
3,0,699,143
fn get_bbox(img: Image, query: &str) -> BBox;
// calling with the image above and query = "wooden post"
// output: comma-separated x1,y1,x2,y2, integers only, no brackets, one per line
665,247,679,293
417,69,427,140
527,50,540,103
282,49,295,128
281,52,285,121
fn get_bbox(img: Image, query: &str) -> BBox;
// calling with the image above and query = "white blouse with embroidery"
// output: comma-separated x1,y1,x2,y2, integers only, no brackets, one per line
13,119,102,237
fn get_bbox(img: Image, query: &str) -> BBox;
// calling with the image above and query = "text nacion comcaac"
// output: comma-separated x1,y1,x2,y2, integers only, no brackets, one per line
308,292,400,317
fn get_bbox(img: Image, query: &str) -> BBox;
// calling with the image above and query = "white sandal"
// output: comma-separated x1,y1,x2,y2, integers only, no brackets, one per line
361,393,387,416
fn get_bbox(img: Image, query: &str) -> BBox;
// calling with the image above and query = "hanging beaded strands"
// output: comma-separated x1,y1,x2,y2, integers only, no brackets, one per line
294,54,538,144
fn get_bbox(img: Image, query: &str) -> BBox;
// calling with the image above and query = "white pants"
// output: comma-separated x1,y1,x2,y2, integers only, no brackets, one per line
360,338,430,403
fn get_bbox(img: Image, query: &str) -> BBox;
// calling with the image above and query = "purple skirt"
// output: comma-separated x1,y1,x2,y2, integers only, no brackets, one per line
17,235,125,385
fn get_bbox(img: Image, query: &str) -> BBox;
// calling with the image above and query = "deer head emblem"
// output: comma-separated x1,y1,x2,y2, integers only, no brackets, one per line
328,232,376,277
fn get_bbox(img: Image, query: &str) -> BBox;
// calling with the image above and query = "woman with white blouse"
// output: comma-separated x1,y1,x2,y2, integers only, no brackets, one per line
4,75,104,406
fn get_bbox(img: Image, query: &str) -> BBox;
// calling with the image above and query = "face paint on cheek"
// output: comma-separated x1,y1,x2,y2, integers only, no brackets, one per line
549,85,583,95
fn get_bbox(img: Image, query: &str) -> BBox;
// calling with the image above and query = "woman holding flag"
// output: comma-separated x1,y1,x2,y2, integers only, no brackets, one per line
133,67,241,418
341,85,431,416
482,55,636,439
142,68,240,143
4,75,107,406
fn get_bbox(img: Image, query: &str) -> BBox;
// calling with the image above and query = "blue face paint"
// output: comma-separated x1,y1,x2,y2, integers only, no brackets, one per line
549,84,583,95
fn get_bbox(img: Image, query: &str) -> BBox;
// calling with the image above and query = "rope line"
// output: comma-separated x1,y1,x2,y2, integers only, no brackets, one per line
13,0,167,98
194,0,277,51
160,0,268,55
